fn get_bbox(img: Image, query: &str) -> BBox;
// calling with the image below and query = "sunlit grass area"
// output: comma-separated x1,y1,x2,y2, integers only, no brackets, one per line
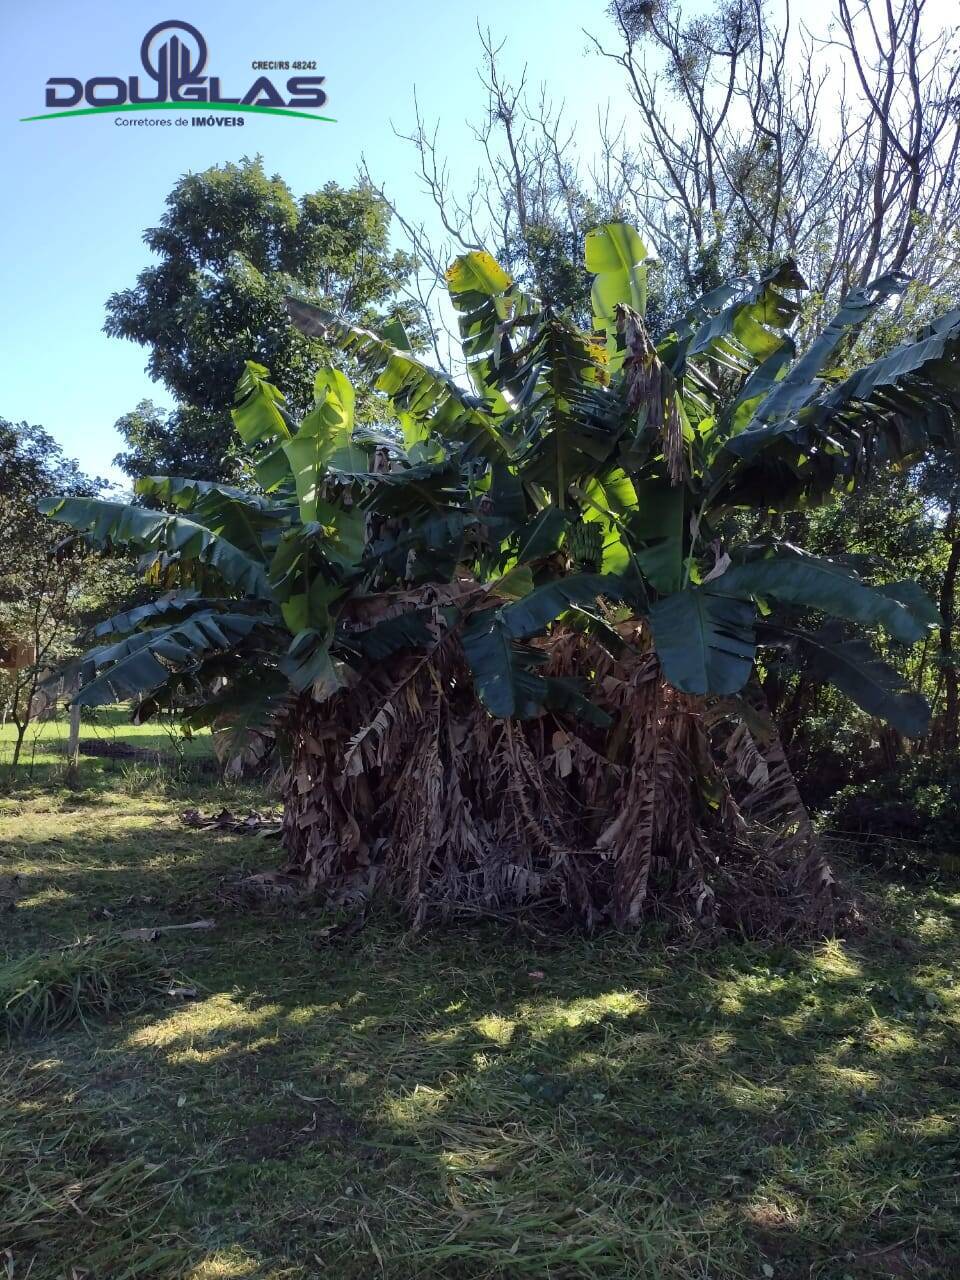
0,704,214,786
1,759,958,1278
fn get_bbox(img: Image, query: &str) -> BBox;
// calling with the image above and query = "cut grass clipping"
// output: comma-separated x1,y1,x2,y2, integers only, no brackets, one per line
1,937,166,1036
0,1058,191,1276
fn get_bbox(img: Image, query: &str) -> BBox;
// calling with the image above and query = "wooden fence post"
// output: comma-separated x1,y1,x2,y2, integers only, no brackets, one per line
68,704,81,769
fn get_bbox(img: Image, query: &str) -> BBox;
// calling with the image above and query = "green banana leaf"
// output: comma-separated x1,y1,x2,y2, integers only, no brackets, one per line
69,611,263,707
794,626,930,738
283,367,363,523
39,496,272,597
462,607,609,724
585,223,649,371
711,554,939,645
500,573,624,639
286,296,512,462
649,588,757,695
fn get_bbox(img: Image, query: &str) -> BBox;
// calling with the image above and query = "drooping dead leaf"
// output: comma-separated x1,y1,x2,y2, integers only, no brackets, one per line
342,703,395,777
620,307,687,485
273,625,837,936
701,550,733,585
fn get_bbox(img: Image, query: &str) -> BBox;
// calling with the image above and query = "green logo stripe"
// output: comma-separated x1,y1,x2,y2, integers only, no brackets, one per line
21,102,336,123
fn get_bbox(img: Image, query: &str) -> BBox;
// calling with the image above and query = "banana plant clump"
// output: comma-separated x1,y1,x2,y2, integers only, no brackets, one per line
41,225,959,932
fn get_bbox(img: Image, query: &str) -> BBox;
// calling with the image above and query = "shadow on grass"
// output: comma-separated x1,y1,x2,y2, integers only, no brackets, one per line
3,791,959,1280
0,705,219,794
0,774,273,958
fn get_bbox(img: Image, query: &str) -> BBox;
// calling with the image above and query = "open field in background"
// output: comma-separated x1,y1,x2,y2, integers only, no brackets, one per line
1,736,959,1279
0,706,215,785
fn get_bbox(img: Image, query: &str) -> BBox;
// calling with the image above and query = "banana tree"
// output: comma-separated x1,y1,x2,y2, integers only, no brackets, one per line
41,224,960,931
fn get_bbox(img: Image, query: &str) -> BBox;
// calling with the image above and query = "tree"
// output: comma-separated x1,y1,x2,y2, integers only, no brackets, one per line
0,420,127,776
751,468,944,803
383,3,959,346
110,400,241,485
41,225,959,930
594,0,960,325
105,158,421,482
930,464,960,749
366,30,615,337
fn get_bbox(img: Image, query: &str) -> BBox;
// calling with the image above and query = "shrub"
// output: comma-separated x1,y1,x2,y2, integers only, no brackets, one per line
1,938,165,1036
826,753,960,874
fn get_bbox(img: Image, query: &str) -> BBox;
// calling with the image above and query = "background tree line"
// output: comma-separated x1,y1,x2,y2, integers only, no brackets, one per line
6,0,959,843
0,420,134,773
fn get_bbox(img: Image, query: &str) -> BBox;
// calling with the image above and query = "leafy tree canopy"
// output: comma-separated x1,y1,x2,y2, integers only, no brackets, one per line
105,158,421,482
1,420,131,771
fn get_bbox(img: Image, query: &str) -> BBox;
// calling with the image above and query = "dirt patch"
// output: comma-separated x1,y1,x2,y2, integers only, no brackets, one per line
75,739,166,762
90,1063,141,1094
846,1246,941,1278
233,1100,368,1160
67,738,217,773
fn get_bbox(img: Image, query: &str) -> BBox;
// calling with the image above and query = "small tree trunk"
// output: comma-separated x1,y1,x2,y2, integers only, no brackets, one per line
9,722,26,775
66,703,82,785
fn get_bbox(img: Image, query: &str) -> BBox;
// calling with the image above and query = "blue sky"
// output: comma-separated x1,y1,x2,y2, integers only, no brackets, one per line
2,1,637,484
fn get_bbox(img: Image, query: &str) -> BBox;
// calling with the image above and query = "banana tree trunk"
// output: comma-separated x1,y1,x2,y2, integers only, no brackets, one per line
280,632,837,935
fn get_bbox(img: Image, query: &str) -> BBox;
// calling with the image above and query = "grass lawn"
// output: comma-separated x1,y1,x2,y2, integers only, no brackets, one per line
0,706,214,781
1,748,958,1279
